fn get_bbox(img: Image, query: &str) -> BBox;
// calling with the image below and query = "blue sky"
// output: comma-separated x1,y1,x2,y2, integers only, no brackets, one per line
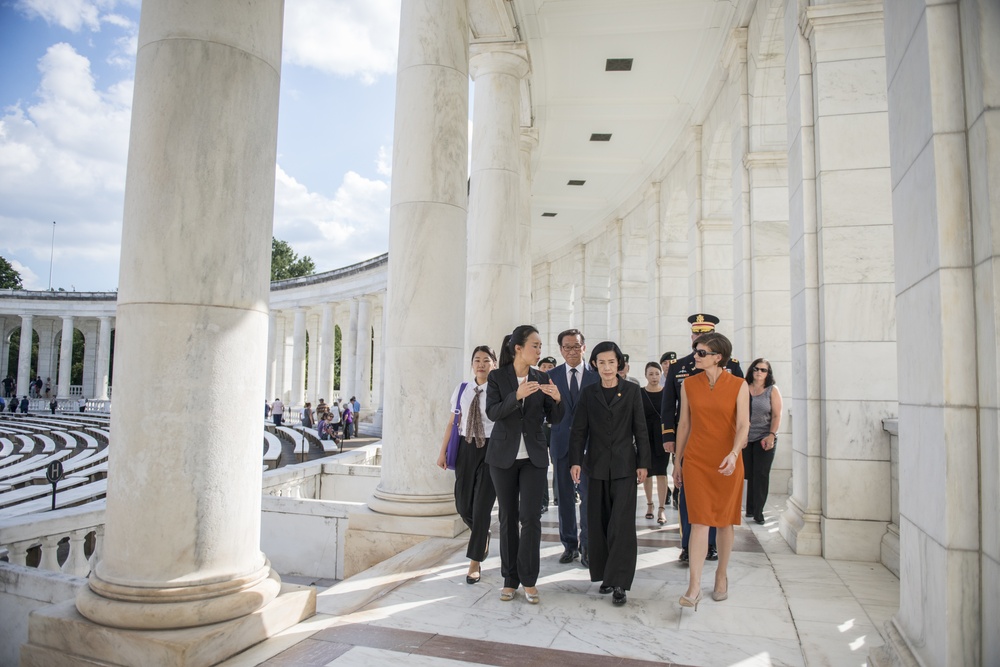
0,0,402,291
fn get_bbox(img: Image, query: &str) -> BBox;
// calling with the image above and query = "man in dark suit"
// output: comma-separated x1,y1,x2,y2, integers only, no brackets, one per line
569,341,650,605
661,313,744,563
547,328,599,566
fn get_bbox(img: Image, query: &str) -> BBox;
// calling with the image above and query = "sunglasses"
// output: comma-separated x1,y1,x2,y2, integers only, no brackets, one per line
693,349,720,358
753,367,770,373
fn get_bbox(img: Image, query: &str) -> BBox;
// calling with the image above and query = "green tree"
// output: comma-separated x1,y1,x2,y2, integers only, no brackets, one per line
0,256,23,289
271,238,316,281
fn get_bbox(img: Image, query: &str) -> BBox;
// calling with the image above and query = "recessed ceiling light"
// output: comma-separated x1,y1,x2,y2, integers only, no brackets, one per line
541,212,557,217
590,133,612,142
606,58,633,71
567,179,586,186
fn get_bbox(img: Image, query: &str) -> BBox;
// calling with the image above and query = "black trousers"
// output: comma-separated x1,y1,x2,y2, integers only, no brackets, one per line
489,459,547,588
587,477,639,590
743,438,776,517
454,437,496,561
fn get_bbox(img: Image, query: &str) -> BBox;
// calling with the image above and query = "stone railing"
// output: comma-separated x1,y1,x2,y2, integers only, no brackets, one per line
0,502,105,577
880,418,899,577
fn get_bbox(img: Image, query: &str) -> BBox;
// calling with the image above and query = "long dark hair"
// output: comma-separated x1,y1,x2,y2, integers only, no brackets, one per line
588,341,625,371
470,345,497,365
499,325,539,367
746,357,775,387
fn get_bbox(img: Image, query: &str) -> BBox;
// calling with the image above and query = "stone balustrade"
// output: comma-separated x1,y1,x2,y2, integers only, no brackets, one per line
0,502,105,577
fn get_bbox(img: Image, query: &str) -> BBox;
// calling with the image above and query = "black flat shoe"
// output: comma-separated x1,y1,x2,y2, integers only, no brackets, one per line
679,548,689,563
558,549,578,564
612,587,627,605
466,570,481,584
706,546,719,561
580,549,589,568
754,515,765,525
599,585,613,594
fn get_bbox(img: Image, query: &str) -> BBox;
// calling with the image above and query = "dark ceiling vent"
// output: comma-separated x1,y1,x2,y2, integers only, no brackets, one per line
541,212,557,217
590,133,612,142
567,179,586,186
605,58,633,71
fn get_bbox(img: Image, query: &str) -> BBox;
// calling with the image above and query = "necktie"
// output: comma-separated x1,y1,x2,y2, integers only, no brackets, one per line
466,386,487,448
570,368,580,403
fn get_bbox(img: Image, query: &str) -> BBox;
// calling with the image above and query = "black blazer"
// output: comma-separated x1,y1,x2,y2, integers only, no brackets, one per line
485,365,564,469
569,380,651,481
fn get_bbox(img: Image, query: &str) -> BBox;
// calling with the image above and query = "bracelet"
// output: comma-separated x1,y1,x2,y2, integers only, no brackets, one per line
768,432,777,437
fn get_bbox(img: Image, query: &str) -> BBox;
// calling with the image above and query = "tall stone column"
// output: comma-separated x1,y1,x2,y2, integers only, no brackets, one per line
371,301,384,420
340,299,358,400
93,316,112,400
872,1,997,665
354,297,372,411
67,0,305,640
464,44,528,357
368,0,469,519
305,311,320,405
80,320,98,400
57,316,73,399
290,309,306,409
15,314,33,397
317,303,335,403
265,310,277,402
581,242,610,342
518,129,537,323
782,0,897,559
658,172,693,355
35,319,55,390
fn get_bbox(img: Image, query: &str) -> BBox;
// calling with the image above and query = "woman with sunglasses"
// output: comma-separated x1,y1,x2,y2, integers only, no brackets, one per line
743,358,782,525
672,332,750,610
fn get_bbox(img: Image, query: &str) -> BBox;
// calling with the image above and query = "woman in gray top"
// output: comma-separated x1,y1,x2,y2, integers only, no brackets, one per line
744,358,782,524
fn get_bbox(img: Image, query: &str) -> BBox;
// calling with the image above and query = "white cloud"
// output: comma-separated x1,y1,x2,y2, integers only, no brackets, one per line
273,164,390,270
8,260,42,290
282,0,400,84
375,145,392,178
14,0,117,32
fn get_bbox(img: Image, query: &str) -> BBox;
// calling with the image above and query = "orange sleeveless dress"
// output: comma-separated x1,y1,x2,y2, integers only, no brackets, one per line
681,371,744,526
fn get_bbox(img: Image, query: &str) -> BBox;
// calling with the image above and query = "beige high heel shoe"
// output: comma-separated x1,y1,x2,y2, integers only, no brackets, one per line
678,590,702,611
712,576,728,602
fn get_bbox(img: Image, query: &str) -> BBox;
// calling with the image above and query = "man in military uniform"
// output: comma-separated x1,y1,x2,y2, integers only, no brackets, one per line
660,313,744,563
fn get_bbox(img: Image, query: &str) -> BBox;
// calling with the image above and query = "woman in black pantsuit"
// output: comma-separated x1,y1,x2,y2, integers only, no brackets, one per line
743,358,782,524
570,341,650,606
437,345,499,584
485,324,563,604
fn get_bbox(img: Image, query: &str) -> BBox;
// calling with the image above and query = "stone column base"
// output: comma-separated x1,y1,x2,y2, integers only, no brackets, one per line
868,617,922,667
779,496,822,556
20,583,316,667
343,506,467,578
880,522,900,577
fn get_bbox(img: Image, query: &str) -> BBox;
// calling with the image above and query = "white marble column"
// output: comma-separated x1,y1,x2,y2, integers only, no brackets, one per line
354,297,372,411
782,0,897,560
265,310,277,401
372,0,469,517
35,319,55,390
518,129,537,323
80,320,98,399
290,309,306,409
305,310,320,405
612,213,648,359
873,1,997,665
317,303,335,403
465,44,529,357
57,316,73,399
15,314,32,397
531,262,553,346
93,316,112,400
581,242,610,342
372,301,384,418
75,0,285,631
658,171,693,355
341,299,358,400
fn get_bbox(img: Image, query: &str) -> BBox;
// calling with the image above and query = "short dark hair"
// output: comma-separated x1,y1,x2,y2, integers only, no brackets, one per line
746,357,775,387
470,345,498,366
645,361,661,373
588,341,625,371
693,332,732,368
499,324,539,367
557,328,585,347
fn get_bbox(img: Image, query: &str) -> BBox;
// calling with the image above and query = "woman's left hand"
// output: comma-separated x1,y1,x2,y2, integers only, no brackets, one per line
762,434,776,451
539,382,561,402
718,452,738,476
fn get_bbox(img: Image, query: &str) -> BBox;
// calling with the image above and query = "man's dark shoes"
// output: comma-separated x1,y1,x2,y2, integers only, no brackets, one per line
754,515,765,525
559,549,579,564
612,587,627,605
580,548,589,568
706,545,719,561
599,585,613,594
679,548,689,563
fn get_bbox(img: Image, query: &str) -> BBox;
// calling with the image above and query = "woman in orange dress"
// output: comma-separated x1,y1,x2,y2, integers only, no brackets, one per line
671,332,750,610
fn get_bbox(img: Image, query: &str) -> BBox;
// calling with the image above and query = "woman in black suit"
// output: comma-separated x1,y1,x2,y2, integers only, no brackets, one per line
569,341,650,606
486,324,563,604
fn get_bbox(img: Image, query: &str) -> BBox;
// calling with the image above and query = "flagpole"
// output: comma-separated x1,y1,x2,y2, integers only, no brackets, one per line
48,221,56,290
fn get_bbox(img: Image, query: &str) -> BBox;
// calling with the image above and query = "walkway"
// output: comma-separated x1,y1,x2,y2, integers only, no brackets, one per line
224,494,899,667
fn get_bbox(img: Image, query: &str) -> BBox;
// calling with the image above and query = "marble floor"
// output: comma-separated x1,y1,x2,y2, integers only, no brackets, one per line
224,494,899,667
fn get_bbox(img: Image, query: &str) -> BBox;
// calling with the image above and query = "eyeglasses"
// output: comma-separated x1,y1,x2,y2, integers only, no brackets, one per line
561,345,583,352
692,349,720,358
753,367,770,373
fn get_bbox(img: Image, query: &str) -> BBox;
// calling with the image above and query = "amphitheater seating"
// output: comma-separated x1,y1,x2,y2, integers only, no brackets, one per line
263,431,282,469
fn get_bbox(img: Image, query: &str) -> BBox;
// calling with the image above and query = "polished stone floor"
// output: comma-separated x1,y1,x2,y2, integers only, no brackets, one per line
224,493,899,667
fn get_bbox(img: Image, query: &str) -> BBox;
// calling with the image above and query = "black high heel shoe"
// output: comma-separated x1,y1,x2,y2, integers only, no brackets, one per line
644,502,654,520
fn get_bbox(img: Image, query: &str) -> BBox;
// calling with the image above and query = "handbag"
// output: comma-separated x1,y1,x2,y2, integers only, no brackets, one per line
445,382,468,470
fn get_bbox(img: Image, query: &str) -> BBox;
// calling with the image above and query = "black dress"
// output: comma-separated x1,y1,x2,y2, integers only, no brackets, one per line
642,389,669,476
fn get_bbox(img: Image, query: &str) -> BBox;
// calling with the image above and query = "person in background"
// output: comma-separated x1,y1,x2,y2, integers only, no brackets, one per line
619,354,641,385
673,332,749,610
743,358,782,525
659,351,679,508
76,396,86,413
49,397,58,415
271,398,284,426
342,401,353,440
538,355,558,510
641,361,670,525
316,411,329,441
328,400,343,438
437,345,499,585
301,402,314,429
486,325,563,604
